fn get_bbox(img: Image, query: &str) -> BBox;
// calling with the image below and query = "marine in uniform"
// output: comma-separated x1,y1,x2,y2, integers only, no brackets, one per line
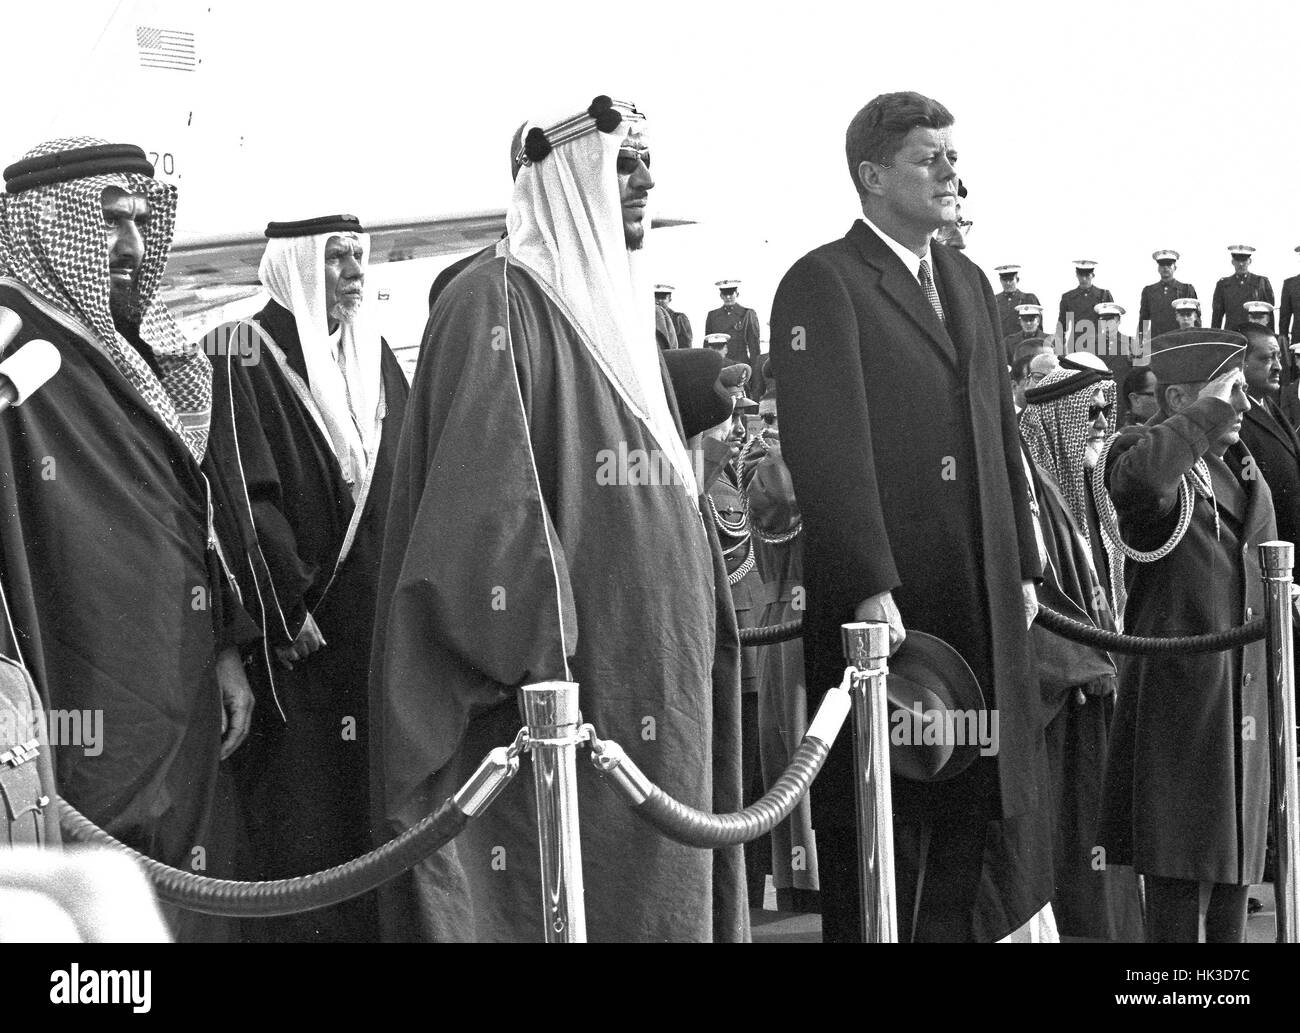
705,279,764,400
1058,259,1113,347
1172,296,1201,330
1092,301,1135,385
655,283,693,349
1243,300,1275,327
1137,249,1197,340
1001,302,1046,365
1212,245,1274,331
994,263,1041,339
1277,247,1300,389
1278,247,1300,348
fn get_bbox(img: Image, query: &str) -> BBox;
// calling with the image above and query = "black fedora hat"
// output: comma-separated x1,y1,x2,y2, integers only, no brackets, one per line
886,631,988,782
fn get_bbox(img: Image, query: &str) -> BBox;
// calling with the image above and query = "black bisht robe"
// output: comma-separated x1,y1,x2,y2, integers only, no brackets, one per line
207,299,409,941
1029,461,1143,941
369,256,747,942
0,279,255,941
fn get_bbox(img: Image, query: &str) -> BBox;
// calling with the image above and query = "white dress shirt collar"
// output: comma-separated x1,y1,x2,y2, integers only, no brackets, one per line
860,213,934,285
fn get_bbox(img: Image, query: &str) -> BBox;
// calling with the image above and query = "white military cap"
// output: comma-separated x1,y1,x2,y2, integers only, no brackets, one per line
715,280,742,290
1244,301,1276,315
653,284,674,294
995,264,1021,275
1015,304,1044,317
1073,259,1098,271
1060,352,1111,374
1171,298,1202,313
704,333,730,345
1095,302,1125,318
1228,244,1256,256
1152,249,1180,263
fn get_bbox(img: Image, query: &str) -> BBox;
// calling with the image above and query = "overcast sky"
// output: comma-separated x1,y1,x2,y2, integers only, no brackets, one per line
5,0,1300,352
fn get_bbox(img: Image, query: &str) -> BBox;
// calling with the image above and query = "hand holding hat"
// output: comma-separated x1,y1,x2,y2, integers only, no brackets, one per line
855,589,906,656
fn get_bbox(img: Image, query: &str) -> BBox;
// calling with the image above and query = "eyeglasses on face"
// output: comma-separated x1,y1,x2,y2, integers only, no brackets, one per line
1088,402,1116,421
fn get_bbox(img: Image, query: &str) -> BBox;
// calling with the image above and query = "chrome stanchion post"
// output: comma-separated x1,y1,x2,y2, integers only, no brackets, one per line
1260,542,1300,943
521,681,587,943
841,622,898,943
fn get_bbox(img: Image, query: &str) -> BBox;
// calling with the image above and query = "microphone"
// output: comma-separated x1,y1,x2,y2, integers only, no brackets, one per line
0,307,62,415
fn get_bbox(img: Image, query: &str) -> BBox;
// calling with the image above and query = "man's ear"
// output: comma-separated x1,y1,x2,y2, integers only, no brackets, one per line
1163,383,1188,414
857,160,885,199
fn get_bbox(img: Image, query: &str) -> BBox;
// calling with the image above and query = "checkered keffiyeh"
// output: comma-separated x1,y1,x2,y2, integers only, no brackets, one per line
0,136,211,461
1019,367,1117,545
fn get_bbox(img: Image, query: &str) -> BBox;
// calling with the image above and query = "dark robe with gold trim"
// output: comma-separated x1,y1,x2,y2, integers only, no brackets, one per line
207,299,409,941
0,278,256,942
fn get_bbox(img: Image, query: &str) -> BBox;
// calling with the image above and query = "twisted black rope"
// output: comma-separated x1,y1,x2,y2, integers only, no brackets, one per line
58,795,468,918
738,619,803,646
1033,606,1265,655
737,607,1267,656
601,736,831,848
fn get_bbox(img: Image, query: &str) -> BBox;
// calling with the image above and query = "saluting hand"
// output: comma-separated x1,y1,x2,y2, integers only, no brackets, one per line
1198,366,1246,404
854,590,905,656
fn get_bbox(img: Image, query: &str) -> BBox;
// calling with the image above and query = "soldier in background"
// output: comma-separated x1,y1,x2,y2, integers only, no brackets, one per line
1137,249,1197,340
1094,302,1133,383
654,294,679,349
655,283,693,349
706,280,764,400
1279,247,1300,349
703,386,767,907
1058,260,1113,348
1002,303,1046,364
995,264,1040,339
1212,245,1274,331
1172,297,1201,329
1244,300,1275,328
748,362,819,914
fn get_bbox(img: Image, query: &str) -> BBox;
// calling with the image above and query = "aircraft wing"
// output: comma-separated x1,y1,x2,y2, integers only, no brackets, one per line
162,209,509,337
163,211,694,339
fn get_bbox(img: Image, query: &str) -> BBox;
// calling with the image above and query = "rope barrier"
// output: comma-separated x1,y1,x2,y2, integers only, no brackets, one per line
738,619,803,646
1033,606,1265,655
596,735,831,848
58,795,470,918
591,670,853,848
737,607,1268,656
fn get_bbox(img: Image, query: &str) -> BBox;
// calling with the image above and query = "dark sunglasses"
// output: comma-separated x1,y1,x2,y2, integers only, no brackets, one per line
761,413,778,425
1088,402,1115,421
616,149,651,174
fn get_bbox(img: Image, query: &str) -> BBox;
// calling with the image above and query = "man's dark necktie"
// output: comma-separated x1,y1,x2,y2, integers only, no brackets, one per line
919,258,946,325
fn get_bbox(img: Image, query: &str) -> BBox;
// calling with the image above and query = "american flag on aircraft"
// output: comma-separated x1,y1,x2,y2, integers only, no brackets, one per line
136,26,197,72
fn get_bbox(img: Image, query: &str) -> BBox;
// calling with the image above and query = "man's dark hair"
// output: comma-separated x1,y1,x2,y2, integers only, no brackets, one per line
1234,322,1277,353
1121,365,1153,398
1011,354,1037,381
845,92,954,199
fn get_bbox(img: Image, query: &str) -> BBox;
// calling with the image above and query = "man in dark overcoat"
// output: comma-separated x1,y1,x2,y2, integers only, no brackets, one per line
1096,328,1272,943
770,91,1052,943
